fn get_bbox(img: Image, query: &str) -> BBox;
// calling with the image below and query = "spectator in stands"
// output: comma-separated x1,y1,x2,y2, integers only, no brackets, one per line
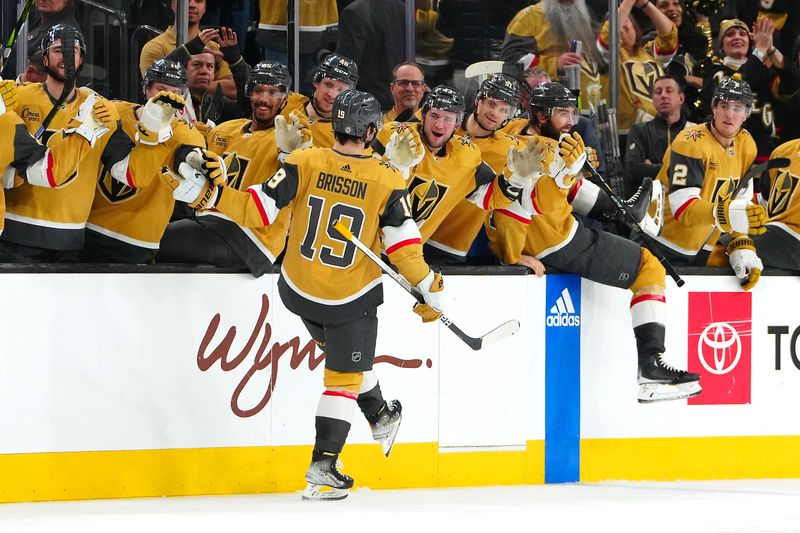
702,18,800,161
623,75,691,196
596,0,678,131
501,0,603,81
256,0,338,95
203,0,251,53
17,51,47,84
777,36,800,143
139,0,237,99
384,62,427,123
183,42,248,127
26,0,80,62
336,0,405,110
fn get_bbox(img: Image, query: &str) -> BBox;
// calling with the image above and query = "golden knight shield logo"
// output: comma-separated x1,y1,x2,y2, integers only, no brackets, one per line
407,175,448,222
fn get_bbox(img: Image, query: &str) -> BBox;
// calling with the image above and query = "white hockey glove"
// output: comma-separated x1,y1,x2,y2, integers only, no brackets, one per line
549,132,587,189
275,112,312,161
161,163,219,211
505,140,546,188
0,80,17,115
713,178,767,235
630,178,664,238
412,270,444,323
184,147,228,186
136,91,185,145
2,166,17,189
65,94,115,147
383,124,425,178
727,236,763,291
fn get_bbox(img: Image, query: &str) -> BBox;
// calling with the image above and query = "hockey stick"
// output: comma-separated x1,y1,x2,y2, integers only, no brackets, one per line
331,220,521,351
583,163,686,287
35,27,78,140
0,0,35,78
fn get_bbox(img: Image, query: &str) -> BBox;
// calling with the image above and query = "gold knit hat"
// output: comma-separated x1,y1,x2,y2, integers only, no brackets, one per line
717,19,751,50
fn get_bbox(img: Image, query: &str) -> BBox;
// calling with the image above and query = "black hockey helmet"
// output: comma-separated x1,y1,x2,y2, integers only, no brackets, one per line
313,53,359,87
143,58,187,91
40,23,86,56
420,85,466,122
528,81,578,116
712,76,754,109
246,61,291,96
477,73,521,108
332,90,382,139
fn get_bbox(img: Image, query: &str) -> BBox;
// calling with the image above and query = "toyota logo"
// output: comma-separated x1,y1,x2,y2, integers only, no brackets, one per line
697,322,741,375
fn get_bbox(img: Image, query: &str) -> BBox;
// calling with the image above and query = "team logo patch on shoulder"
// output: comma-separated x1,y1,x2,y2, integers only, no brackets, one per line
684,129,704,142
224,152,250,190
98,166,137,204
408,175,449,222
767,170,799,218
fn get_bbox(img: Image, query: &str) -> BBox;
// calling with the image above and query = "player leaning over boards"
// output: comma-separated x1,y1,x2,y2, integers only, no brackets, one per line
486,82,701,403
83,58,203,263
655,77,767,291
157,61,308,274
375,85,544,263
161,90,444,500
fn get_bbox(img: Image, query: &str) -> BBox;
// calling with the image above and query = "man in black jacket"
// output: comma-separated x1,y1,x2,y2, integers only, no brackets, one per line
623,75,691,197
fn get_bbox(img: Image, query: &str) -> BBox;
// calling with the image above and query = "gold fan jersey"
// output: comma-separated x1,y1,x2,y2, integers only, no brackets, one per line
6,83,134,250
655,123,757,260
257,0,338,53
213,146,429,323
597,22,678,131
485,135,576,265
376,121,518,243
762,139,800,240
427,128,523,260
85,100,205,260
202,118,290,272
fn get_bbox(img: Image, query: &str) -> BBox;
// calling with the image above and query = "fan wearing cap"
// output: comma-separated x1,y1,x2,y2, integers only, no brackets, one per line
423,74,529,266
80,58,203,264
0,24,137,262
157,62,306,275
281,53,359,149
702,17,799,160
375,84,543,260
656,77,767,290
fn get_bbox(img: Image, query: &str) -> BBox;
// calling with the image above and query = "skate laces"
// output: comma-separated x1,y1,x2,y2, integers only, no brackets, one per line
657,354,685,374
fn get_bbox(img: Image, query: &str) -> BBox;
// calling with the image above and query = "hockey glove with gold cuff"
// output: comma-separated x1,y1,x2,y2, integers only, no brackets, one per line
505,140,546,188
275,111,312,161
383,124,425,178
727,236,763,291
549,132,587,189
0,80,17,115
412,270,445,323
136,91,186,145
713,178,767,235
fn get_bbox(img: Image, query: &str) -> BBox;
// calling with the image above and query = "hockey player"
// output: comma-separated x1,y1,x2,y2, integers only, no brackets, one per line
0,24,136,262
282,53,359,149
376,85,544,257
162,90,444,500
425,73,526,265
655,77,767,289
748,139,800,273
82,58,203,263
158,61,308,274
487,82,701,403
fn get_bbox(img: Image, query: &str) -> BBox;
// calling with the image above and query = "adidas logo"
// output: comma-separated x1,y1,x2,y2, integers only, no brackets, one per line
546,288,580,327
341,164,351,172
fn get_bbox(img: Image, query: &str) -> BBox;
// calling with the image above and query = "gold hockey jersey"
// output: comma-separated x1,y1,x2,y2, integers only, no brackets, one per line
213,146,429,323
763,139,800,240
427,128,523,258
376,121,516,243
86,100,205,251
204,118,290,267
656,123,757,259
6,83,133,250
484,135,576,264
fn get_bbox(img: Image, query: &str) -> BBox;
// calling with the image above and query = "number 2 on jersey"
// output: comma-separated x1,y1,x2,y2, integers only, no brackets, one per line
300,195,365,268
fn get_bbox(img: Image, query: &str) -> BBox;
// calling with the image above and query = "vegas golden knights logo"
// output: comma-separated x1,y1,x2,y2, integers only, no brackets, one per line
224,152,250,191
97,165,137,204
622,60,663,102
408,175,448,222
710,176,741,202
767,170,799,218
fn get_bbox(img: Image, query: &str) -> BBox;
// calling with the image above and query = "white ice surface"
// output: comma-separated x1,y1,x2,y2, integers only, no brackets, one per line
2,479,799,533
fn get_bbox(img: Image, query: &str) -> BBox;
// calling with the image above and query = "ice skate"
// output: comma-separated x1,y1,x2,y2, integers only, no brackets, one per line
638,353,701,403
626,178,664,237
301,450,354,501
368,400,402,457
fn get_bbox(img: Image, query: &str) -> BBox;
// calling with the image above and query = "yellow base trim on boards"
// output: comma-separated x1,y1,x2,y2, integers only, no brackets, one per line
0,440,545,504
582,435,800,482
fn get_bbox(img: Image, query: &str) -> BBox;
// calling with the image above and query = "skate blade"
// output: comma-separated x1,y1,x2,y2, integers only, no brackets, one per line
377,412,402,457
638,381,702,403
301,482,349,501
